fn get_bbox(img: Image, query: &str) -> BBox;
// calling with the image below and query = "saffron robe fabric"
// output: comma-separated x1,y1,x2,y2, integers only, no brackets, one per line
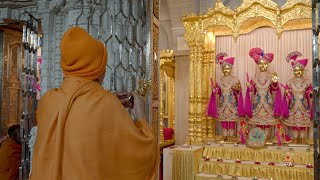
0,138,22,180
30,77,159,180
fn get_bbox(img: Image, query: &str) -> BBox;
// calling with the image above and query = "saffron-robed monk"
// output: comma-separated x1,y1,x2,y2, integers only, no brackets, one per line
0,125,22,180
30,27,159,180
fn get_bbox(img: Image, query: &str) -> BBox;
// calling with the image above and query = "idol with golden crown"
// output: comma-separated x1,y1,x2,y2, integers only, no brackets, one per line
245,48,282,140
207,53,245,141
282,51,313,144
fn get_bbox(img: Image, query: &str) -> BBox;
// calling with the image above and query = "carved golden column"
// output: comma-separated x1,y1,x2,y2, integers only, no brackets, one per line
159,66,165,142
188,46,196,142
201,52,209,140
159,50,175,142
205,30,216,140
195,45,203,143
168,77,174,128
172,79,175,129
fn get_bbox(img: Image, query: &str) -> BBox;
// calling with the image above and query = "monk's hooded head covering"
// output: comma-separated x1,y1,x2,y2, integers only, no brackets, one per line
60,27,107,80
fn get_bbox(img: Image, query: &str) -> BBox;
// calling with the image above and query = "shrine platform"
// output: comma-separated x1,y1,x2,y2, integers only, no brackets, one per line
164,143,314,180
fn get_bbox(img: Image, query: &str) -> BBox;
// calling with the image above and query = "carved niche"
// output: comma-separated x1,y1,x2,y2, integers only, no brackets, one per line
1,29,23,135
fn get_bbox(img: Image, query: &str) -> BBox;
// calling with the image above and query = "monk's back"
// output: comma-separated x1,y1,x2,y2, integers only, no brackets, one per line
32,79,157,180
31,27,158,180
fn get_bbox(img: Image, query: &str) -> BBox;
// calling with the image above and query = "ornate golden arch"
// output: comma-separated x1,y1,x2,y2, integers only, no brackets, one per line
159,50,175,142
182,0,312,144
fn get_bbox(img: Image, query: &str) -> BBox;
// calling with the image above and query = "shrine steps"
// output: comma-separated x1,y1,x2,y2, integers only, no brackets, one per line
196,144,314,180
195,173,269,180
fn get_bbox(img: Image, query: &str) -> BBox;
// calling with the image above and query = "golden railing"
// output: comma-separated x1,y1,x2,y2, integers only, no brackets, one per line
182,0,312,144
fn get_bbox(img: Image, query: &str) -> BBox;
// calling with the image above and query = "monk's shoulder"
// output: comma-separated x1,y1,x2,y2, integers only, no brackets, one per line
97,88,121,104
37,88,62,106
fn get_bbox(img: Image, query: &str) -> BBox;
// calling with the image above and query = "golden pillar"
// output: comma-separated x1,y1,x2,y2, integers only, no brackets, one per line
168,76,175,129
159,68,165,142
201,52,209,140
205,32,216,140
195,45,203,143
188,46,196,142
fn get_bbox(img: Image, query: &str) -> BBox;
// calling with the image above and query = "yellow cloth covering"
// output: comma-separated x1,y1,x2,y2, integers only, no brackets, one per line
0,139,22,180
203,146,313,165
30,27,159,180
199,161,314,180
172,147,203,180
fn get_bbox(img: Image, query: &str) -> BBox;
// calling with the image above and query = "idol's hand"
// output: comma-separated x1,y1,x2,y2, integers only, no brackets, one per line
131,92,146,121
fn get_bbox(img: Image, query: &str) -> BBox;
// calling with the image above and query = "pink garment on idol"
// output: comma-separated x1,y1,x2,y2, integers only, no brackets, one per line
249,48,274,64
237,91,245,117
238,130,246,144
245,74,281,125
245,73,254,117
282,94,289,118
245,86,253,117
291,59,308,68
281,84,292,118
306,84,313,119
287,51,308,68
275,130,291,146
273,87,282,116
219,57,235,66
207,87,218,118
275,131,283,146
268,82,282,117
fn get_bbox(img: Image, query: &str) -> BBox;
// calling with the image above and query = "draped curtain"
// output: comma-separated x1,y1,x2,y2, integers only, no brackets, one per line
215,27,312,94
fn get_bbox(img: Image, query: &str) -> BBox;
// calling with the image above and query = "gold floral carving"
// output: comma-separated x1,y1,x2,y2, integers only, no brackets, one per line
182,0,311,144
159,50,175,143
182,0,312,41
153,0,159,19
152,24,159,140
152,25,159,100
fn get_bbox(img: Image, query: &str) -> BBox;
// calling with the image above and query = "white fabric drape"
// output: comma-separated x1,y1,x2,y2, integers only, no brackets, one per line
215,27,312,94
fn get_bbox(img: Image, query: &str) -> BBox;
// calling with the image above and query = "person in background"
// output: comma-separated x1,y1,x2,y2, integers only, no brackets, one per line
28,126,38,176
0,134,8,147
30,27,159,180
0,125,22,180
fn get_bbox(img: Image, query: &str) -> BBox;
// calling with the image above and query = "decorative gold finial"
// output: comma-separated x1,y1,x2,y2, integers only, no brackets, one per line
137,79,151,97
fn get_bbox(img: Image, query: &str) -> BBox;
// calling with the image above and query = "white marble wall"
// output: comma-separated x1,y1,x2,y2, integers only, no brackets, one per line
175,55,189,145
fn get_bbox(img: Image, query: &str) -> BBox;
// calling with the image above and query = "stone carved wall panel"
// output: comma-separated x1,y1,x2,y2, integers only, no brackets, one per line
0,0,155,131
53,0,149,94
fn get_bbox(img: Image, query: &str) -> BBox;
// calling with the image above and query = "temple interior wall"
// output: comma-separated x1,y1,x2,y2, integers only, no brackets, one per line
0,0,157,131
